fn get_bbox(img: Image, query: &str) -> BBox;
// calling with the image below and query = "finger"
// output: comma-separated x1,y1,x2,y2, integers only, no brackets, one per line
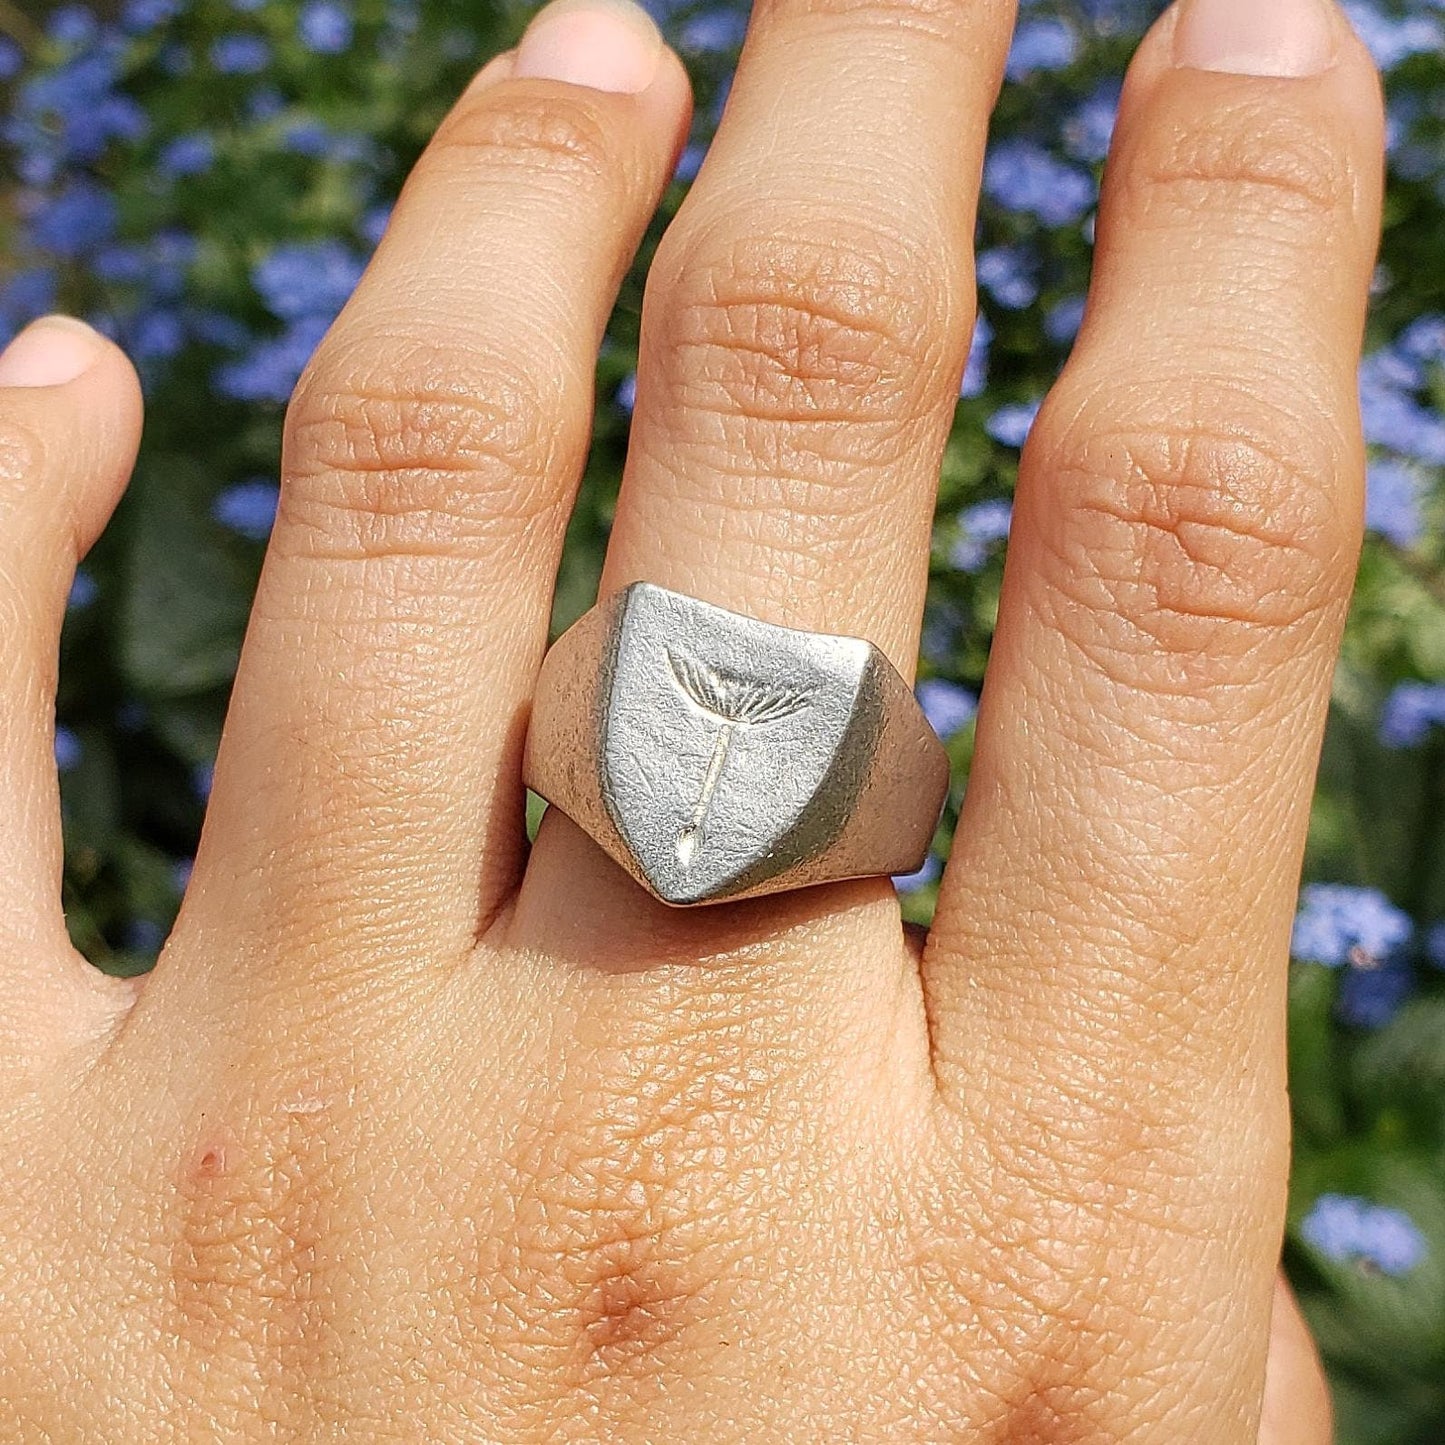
924,0,1381,1431
1259,1275,1332,1445
171,2,691,979
521,0,1018,931
0,319,142,1024
598,0,1016,669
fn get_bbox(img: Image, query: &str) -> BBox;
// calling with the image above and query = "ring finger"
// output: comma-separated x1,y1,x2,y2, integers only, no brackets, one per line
520,0,1018,944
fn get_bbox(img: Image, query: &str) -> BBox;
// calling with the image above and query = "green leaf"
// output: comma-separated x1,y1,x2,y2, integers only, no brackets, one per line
58,726,121,859
1290,1150,1445,1381
119,456,254,697
1352,996,1445,1145
1289,962,1347,1143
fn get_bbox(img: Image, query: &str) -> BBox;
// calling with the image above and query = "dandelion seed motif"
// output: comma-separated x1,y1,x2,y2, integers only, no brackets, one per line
667,652,809,868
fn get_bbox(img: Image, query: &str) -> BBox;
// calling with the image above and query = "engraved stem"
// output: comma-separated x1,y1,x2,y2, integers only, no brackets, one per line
676,721,736,868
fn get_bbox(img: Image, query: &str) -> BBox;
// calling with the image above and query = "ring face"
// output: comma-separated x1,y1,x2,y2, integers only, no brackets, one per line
524,584,951,907
601,584,875,905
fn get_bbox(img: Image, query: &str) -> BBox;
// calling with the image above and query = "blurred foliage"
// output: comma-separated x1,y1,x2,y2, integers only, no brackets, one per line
2,0,1445,1437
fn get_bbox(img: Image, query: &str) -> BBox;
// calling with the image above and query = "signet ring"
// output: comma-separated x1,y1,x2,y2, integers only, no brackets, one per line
523,584,951,907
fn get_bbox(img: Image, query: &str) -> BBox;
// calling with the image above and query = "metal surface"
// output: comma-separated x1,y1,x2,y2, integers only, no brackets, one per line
524,583,951,906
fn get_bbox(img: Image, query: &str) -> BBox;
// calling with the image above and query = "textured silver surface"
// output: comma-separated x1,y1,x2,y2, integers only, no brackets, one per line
524,583,950,907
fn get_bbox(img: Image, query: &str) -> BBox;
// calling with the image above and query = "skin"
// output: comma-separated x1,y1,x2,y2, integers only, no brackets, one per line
0,0,1379,1439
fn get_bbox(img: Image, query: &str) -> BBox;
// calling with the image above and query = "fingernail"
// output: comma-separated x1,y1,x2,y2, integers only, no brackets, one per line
514,0,663,94
0,316,103,389
1174,0,1337,78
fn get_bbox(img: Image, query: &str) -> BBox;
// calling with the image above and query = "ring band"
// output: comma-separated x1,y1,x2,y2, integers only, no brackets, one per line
524,583,950,907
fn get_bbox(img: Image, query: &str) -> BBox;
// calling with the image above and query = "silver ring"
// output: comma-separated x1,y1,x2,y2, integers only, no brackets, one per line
524,583,950,907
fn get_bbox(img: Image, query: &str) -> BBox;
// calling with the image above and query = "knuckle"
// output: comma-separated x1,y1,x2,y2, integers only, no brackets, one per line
1031,382,1358,667
164,1098,340,1385
1127,91,1359,225
282,343,569,561
650,214,955,452
429,87,619,191
477,1037,760,1403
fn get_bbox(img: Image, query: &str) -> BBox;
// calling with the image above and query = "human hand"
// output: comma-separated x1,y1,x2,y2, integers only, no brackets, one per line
0,0,1381,1438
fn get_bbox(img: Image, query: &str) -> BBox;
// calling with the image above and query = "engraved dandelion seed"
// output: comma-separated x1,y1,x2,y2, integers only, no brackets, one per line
667,652,809,868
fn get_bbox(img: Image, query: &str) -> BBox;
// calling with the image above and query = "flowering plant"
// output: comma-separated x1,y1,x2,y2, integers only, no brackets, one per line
2,0,1444,1435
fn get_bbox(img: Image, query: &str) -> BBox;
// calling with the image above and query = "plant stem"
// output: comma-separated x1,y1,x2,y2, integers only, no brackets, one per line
677,722,735,867
0,1,38,46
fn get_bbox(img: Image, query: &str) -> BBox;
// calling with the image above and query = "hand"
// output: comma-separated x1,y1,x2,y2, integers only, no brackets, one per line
0,0,1380,1438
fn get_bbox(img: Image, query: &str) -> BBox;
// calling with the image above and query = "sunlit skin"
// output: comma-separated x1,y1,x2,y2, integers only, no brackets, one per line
0,0,1375,1438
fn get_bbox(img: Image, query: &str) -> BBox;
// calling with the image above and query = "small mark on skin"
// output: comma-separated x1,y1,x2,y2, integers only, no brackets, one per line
194,1144,226,1180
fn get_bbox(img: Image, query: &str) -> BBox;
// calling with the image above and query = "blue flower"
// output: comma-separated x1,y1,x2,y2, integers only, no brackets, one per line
1065,83,1119,164
1365,459,1424,548
158,43,192,75
1398,314,1445,366
215,315,330,403
192,762,215,800
984,139,1096,226
1360,352,1445,464
1006,17,1078,80
25,180,118,257
950,498,1014,572
0,268,59,339
68,570,99,610
124,918,166,954
1291,883,1412,967
986,399,1041,449
214,479,281,539
894,854,942,896
55,725,84,773
246,86,286,122
1045,294,1087,345
252,239,366,322
210,34,272,75
1337,956,1414,1029
359,205,392,247
15,54,147,171
48,5,100,49
1340,2,1443,71
121,0,181,33
679,10,746,51
188,310,252,349
149,230,198,297
918,679,978,740
282,123,370,164
0,37,23,80
1426,922,1445,971
281,120,333,157
616,372,637,413
960,311,992,399
172,857,195,893
977,246,1037,310
92,244,149,284
157,131,215,178
1301,1194,1427,1275
1380,682,1445,749
298,0,354,55
674,142,706,184
128,308,186,361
